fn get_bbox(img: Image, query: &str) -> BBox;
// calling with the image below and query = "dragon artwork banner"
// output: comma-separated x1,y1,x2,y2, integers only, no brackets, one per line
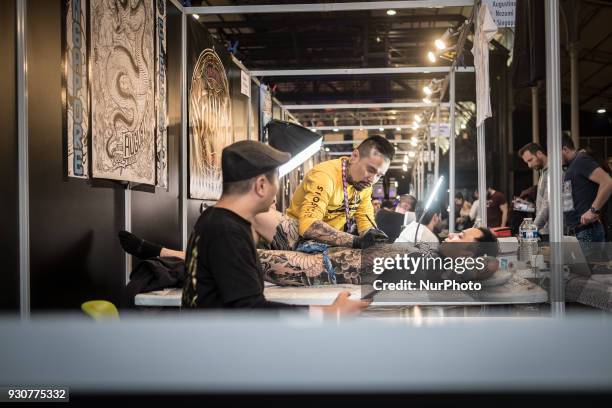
64,0,89,178
188,19,233,199
90,0,156,184
155,0,168,189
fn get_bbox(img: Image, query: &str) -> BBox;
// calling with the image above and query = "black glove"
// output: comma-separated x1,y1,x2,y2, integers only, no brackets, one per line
352,228,390,249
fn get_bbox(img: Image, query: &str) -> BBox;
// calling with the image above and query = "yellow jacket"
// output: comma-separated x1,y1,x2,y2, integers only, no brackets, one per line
286,158,375,236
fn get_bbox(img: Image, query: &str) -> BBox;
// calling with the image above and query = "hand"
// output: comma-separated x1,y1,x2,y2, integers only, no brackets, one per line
324,291,370,316
353,228,389,248
580,210,599,225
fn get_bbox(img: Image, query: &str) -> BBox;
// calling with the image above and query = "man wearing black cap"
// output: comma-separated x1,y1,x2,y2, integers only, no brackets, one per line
181,140,369,313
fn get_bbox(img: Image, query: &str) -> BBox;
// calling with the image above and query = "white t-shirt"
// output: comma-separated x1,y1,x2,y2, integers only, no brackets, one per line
395,221,439,245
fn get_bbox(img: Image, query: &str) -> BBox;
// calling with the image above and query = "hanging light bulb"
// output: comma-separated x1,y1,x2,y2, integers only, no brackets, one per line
423,85,433,95
411,122,419,130
427,51,436,63
193,14,200,20
414,114,422,123
435,28,453,51
410,137,418,146
423,97,432,104
387,9,397,16
409,151,416,158
403,155,409,164
333,128,339,132
402,164,408,172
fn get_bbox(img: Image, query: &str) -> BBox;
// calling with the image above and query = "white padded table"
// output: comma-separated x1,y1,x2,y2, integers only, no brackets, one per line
134,273,547,307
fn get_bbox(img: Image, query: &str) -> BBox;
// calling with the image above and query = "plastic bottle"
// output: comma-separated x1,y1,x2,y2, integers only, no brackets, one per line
519,218,539,262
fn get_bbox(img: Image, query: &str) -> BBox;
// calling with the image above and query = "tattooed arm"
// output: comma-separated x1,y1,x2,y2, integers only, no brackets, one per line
303,220,356,247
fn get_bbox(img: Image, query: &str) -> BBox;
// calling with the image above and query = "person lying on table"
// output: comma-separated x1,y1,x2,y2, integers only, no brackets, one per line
156,140,369,313
121,224,499,288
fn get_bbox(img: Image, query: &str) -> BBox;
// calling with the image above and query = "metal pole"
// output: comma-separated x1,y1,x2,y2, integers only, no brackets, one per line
508,72,515,199
435,104,440,181
17,0,29,319
449,68,456,232
416,157,420,199
415,151,421,200
475,1,488,229
249,66,475,77
315,125,419,131
247,87,252,140
420,151,425,200
186,1,474,15
284,102,451,110
532,84,540,185
415,153,420,200
545,0,565,317
569,42,580,149
426,128,431,172
180,12,188,249
477,124,488,227
124,186,131,284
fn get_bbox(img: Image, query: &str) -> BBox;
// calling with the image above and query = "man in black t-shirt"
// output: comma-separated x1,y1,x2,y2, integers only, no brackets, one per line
485,187,508,228
182,140,370,314
561,134,612,242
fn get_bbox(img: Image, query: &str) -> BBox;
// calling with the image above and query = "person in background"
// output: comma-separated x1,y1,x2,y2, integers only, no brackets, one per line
457,199,473,231
454,193,472,231
375,196,417,243
372,198,382,214
395,194,417,214
395,204,441,246
561,134,612,242
454,193,464,218
381,200,395,210
519,142,549,240
469,189,480,225
486,186,508,228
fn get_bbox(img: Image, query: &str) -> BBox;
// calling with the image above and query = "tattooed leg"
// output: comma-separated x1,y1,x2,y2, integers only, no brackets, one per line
328,247,362,284
265,215,300,251
258,247,364,286
258,249,325,286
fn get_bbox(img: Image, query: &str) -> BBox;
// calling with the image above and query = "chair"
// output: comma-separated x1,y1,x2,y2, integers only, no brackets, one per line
81,300,120,321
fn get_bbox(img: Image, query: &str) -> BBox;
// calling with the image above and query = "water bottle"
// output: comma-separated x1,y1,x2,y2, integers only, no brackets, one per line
519,218,539,262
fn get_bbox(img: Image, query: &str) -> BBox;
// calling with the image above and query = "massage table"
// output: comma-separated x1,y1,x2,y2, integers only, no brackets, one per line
134,272,548,308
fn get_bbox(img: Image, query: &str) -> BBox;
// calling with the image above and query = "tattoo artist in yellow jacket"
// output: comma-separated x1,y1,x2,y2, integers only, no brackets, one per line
259,135,395,250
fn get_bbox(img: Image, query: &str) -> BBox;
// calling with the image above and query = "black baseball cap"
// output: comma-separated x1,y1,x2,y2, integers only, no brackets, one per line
222,140,291,183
